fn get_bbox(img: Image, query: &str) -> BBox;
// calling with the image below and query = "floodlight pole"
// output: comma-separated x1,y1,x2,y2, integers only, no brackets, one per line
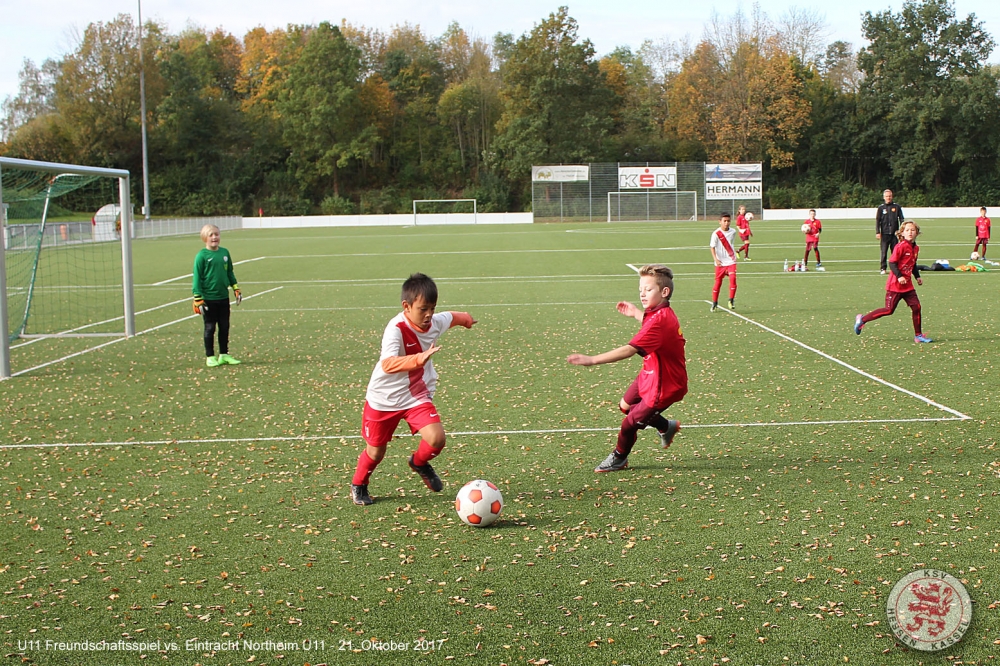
138,0,151,220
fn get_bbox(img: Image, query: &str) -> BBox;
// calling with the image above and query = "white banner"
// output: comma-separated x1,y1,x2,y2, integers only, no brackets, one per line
705,163,762,182
706,182,763,199
532,165,590,182
618,166,676,189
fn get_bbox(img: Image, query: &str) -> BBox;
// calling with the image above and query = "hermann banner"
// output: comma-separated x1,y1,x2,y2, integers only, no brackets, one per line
705,163,762,200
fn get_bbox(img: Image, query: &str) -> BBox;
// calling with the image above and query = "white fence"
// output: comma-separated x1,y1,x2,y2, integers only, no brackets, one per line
243,212,532,229
132,215,242,239
764,207,986,221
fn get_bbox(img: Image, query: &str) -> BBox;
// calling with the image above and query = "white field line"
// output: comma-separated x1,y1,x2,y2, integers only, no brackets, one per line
0,417,968,450
7,287,283,378
153,256,267,286
710,302,970,420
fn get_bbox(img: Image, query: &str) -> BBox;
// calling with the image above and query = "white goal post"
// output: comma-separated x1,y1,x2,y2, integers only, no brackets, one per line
0,156,136,379
607,191,698,222
412,199,477,225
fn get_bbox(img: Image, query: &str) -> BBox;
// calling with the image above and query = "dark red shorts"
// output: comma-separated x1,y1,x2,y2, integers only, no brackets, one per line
805,241,819,251
361,401,441,447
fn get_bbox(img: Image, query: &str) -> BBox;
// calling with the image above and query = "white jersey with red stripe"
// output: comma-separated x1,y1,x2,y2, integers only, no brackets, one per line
365,311,455,411
710,227,739,267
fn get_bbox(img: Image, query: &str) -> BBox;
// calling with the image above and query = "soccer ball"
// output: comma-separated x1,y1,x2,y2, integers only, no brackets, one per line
971,251,980,261
745,212,754,221
801,223,812,233
455,479,503,527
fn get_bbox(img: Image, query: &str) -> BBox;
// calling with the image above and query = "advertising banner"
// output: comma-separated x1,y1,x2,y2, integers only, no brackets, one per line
531,165,590,182
618,166,676,189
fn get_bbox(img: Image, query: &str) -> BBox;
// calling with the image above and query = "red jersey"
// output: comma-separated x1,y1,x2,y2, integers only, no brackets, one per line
736,214,751,240
975,216,991,239
628,302,688,409
886,239,918,293
804,218,822,243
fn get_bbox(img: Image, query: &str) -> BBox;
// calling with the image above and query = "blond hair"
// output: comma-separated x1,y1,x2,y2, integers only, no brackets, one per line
200,224,220,242
639,264,674,295
896,220,920,241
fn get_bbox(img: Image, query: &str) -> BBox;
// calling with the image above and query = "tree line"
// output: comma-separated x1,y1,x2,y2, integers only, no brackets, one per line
2,0,998,216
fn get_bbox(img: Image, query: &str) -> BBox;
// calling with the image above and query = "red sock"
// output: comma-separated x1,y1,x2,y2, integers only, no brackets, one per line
352,449,380,485
412,439,443,467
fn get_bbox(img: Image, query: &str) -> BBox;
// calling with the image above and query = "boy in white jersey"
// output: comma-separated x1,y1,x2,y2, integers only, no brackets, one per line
709,212,739,311
351,273,477,506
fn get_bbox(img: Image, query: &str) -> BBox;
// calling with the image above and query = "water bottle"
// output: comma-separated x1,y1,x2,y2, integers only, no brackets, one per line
783,259,789,272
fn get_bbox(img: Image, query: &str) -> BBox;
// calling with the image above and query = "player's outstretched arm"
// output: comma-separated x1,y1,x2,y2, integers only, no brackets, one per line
567,345,637,367
449,312,477,328
616,301,642,321
380,345,441,373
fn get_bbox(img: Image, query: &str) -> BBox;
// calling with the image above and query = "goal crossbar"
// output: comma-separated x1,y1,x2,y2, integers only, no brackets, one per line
0,157,135,379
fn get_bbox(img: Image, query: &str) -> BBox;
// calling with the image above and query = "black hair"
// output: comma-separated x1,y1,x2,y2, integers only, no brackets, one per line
401,273,438,305
720,212,731,219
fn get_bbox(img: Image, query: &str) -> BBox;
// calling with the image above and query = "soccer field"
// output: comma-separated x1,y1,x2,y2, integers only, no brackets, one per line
1,218,998,665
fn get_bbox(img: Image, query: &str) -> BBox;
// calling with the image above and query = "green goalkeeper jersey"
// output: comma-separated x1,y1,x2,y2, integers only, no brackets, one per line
193,247,237,300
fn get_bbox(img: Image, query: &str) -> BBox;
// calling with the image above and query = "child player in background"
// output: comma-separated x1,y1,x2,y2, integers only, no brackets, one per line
709,212,739,311
567,264,686,473
854,221,932,343
736,205,753,260
803,209,824,271
974,207,991,259
192,224,242,367
351,273,477,506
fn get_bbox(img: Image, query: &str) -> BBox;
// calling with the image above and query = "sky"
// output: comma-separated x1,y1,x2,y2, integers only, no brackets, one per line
2,0,1000,102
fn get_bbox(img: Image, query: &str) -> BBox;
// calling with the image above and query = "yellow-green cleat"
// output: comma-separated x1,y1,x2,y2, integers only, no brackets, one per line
206,356,221,367
218,353,241,365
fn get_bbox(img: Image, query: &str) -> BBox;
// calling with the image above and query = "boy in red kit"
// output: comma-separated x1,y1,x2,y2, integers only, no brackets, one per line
736,205,753,260
854,221,931,343
709,212,738,310
351,273,477,506
803,209,824,271
973,207,990,259
567,264,686,472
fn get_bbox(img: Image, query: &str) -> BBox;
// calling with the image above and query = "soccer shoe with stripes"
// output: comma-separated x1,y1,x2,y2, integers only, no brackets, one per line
914,334,933,343
728,298,735,310
594,451,628,473
218,353,241,365
206,356,221,367
854,314,864,335
408,456,443,492
351,484,373,506
659,420,681,449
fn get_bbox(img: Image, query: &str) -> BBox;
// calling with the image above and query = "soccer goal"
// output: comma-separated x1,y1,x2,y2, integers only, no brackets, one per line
0,157,136,379
412,199,477,225
607,191,698,222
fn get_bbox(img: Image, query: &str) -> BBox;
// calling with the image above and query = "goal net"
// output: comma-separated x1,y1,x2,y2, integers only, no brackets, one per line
607,191,698,222
412,199,477,225
1,157,135,378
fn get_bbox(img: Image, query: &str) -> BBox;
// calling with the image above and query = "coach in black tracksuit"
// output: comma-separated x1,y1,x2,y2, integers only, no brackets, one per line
876,189,904,273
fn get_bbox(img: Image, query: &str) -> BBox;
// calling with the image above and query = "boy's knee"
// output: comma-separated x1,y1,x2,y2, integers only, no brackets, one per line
425,432,446,450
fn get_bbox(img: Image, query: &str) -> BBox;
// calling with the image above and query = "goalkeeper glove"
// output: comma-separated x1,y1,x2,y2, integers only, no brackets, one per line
193,298,205,315
234,287,242,305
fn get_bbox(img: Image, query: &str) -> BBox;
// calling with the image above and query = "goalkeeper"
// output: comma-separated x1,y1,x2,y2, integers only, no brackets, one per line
192,224,242,366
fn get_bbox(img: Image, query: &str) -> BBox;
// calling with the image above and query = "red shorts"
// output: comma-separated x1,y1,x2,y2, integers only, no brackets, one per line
361,401,441,447
805,241,819,251
739,232,751,241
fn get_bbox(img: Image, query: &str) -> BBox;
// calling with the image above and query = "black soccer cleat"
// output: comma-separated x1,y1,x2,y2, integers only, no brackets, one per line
659,420,681,449
408,456,443,492
351,483,373,506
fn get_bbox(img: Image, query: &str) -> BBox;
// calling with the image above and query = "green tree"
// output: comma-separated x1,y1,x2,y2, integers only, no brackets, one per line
492,7,615,204
857,0,1000,193
277,22,375,199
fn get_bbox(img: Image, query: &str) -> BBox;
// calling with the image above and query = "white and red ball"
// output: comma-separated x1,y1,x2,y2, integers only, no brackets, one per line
801,223,812,233
745,212,754,222
455,479,504,527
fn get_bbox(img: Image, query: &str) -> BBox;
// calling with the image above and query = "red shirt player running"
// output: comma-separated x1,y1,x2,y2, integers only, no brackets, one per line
854,221,931,343
974,207,991,259
567,264,687,473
